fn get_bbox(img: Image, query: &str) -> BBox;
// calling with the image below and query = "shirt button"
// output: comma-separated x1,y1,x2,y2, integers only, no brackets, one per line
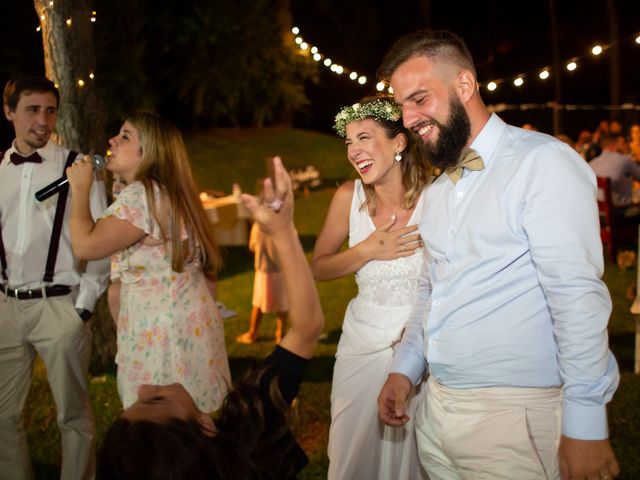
457,192,463,198
433,300,440,306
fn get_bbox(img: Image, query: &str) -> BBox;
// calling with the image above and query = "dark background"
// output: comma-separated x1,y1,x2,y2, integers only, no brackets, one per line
2,0,640,147
291,0,640,137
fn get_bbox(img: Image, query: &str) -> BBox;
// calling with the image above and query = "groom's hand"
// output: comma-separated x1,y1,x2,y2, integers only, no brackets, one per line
378,373,412,426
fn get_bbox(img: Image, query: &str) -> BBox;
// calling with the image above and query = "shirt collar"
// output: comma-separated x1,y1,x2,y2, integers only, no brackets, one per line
10,139,56,158
469,113,507,167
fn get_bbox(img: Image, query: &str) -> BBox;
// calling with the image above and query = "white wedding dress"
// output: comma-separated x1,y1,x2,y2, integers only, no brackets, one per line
327,180,428,480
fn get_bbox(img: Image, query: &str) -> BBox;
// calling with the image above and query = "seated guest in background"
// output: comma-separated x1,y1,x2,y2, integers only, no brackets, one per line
66,111,230,413
555,133,574,147
575,129,594,160
590,133,640,215
628,123,640,162
96,157,325,479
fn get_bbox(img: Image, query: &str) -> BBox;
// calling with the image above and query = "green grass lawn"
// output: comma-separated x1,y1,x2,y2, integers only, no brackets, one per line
24,127,640,479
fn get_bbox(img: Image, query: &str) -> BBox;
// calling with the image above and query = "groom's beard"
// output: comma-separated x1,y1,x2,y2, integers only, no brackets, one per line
420,95,471,172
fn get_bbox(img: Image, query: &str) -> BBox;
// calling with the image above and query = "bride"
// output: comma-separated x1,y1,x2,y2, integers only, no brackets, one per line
312,96,432,480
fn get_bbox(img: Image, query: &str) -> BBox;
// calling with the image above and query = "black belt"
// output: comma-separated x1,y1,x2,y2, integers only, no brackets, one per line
0,284,71,300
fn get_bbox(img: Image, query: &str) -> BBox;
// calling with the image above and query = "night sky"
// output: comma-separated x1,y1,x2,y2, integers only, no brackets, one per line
292,0,640,137
2,1,639,143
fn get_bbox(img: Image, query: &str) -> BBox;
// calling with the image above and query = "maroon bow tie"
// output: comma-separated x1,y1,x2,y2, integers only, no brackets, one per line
10,151,43,165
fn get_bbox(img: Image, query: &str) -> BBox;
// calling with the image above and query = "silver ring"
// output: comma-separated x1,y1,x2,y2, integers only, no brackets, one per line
401,244,407,251
268,198,283,212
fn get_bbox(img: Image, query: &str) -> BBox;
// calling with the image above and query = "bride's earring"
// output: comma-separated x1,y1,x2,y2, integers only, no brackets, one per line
394,152,402,162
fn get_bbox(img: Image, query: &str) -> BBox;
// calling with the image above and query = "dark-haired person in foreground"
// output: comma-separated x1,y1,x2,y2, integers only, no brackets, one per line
96,156,324,480
376,30,620,480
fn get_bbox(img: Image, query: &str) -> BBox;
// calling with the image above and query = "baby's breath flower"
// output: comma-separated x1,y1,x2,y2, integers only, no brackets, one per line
333,99,402,137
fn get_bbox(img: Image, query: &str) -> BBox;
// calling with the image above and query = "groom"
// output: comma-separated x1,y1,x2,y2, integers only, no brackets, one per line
377,30,620,480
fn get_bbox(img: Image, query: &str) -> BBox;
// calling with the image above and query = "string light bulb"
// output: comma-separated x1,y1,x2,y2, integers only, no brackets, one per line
358,76,366,85
291,26,299,35
591,45,603,55
513,77,524,87
539,69,550,80
66,18,72,27
376,81,385,92
566,61,577,71
487,82,497,92
77,79,85,87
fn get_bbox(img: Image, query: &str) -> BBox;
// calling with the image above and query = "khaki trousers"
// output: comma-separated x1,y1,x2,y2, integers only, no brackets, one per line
416,376,561,480
0,293,94,480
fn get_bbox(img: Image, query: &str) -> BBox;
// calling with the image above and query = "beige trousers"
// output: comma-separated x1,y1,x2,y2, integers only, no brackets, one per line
416,376,561,480
0,294,94,480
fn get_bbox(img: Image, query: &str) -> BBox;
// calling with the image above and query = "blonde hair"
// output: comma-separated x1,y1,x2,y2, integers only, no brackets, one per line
128,111,221,275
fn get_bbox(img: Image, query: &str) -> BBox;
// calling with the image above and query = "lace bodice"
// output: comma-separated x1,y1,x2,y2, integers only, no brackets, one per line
349,180,426,307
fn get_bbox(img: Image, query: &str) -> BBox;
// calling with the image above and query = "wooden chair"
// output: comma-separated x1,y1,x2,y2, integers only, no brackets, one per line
596,176,639,263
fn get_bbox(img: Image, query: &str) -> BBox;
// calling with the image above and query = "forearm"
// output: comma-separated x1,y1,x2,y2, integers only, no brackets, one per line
76,256,110,310
70,188,97,259
391,255,431,383
312,240,371,281
273,225,324,356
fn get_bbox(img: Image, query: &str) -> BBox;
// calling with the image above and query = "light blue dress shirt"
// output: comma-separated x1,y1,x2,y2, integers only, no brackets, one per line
392,114,620,440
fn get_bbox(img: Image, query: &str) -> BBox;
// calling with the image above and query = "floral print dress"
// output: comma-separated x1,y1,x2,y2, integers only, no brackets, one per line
104,182,230,412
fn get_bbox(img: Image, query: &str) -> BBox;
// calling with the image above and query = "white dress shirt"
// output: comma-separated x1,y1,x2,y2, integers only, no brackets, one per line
392,114,619,440
0,139,109,311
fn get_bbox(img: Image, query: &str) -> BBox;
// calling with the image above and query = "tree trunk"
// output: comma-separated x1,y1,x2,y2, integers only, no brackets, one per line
34,0,115,375
33,0,106,153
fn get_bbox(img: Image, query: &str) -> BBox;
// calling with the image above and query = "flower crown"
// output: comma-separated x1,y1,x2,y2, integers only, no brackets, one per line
333,99,402,137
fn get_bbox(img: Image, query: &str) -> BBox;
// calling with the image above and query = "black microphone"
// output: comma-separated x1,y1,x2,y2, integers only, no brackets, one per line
35,154,107,202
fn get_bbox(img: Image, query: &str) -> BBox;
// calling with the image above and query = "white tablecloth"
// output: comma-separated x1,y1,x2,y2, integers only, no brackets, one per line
202,195,251,246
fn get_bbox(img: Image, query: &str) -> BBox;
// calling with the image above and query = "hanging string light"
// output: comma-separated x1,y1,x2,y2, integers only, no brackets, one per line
35,4,99,88
481,31,640,93
291,26,368,88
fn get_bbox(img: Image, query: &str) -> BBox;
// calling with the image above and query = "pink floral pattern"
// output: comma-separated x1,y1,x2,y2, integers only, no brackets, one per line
104,182,230,412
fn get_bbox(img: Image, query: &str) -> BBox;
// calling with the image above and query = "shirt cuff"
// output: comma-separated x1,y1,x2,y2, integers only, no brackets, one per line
75,288,99,312
562,401,609,440
390,350,426,385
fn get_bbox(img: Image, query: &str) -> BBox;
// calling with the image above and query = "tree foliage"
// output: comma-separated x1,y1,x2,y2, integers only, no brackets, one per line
94,0,317,130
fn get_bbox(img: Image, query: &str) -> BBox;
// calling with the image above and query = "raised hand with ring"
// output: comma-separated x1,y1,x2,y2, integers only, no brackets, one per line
268,197,284,212
239,156,293,234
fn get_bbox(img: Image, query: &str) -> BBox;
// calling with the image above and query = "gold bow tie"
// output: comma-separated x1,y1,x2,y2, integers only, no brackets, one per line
446,148,484,184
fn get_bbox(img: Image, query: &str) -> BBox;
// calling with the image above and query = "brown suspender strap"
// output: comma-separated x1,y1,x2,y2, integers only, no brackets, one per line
0,151,7,281
43,150,78,284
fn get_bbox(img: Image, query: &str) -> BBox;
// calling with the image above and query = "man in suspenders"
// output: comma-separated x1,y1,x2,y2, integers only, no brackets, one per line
0,74,109,479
